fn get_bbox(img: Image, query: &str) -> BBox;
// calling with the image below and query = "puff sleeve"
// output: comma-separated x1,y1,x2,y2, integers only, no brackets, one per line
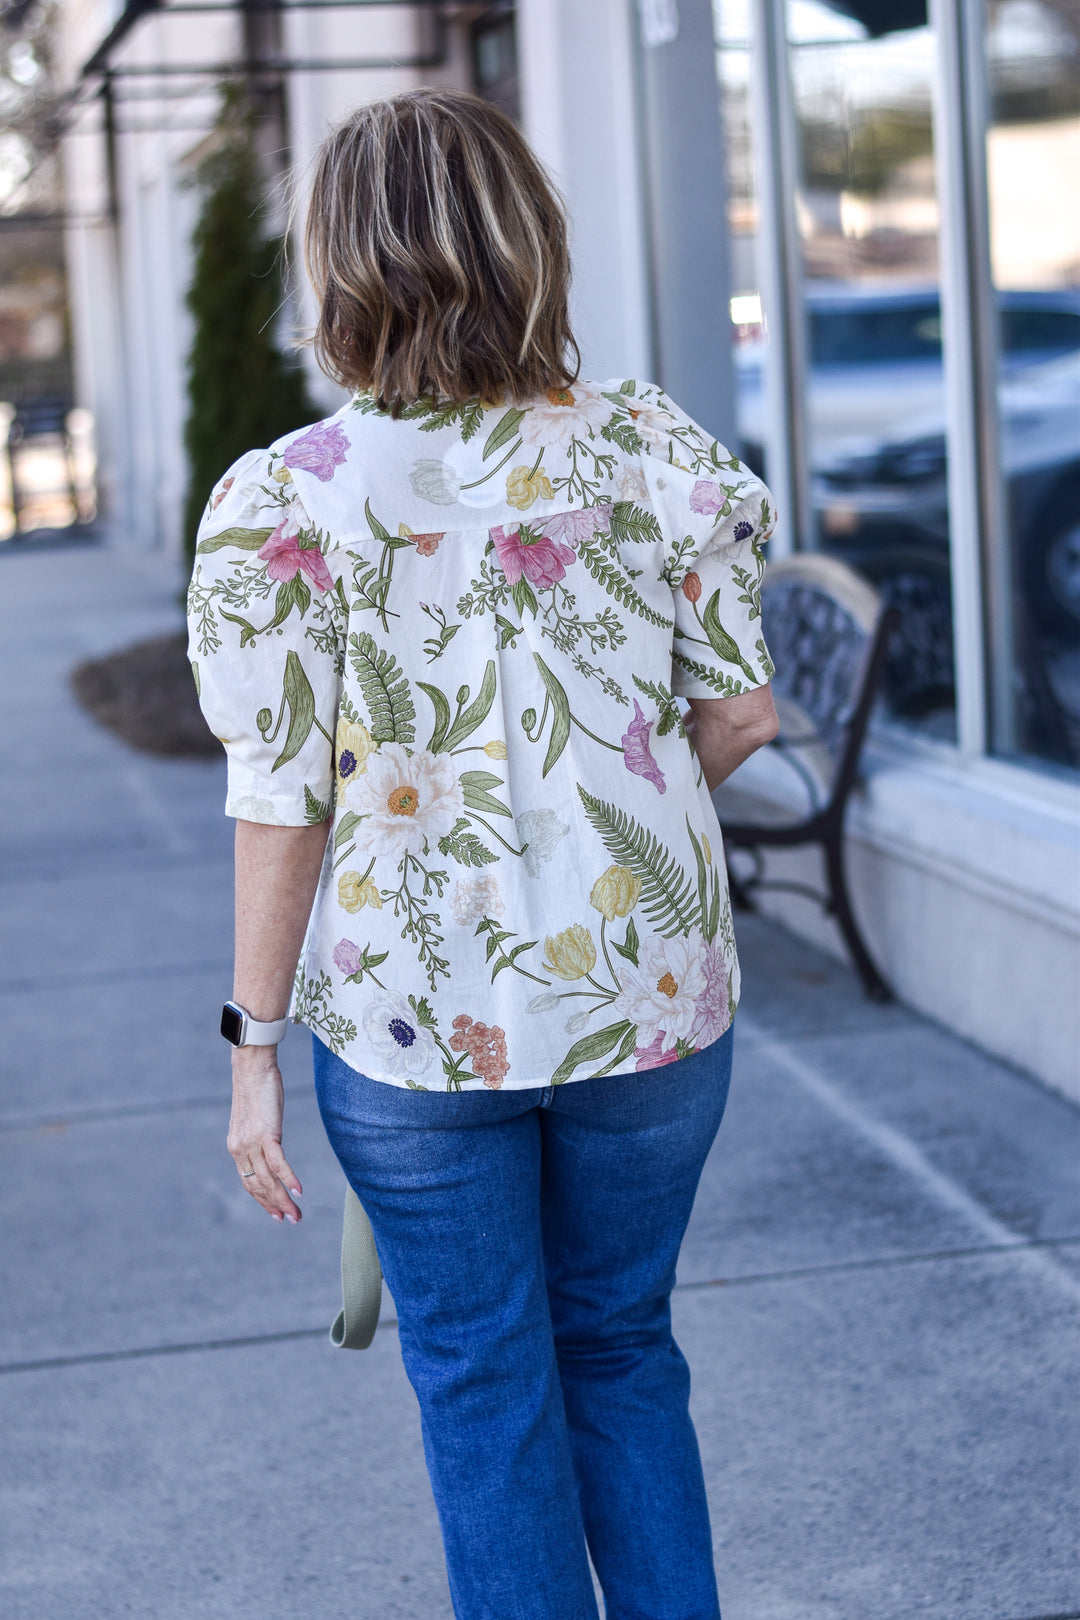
186,449,347,826
636,392,778,700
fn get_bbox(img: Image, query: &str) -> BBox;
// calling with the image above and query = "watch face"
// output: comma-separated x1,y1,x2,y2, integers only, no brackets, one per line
220,1003,245,1045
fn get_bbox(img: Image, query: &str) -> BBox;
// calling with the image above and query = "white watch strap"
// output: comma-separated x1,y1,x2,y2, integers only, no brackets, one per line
238,1008,289,1045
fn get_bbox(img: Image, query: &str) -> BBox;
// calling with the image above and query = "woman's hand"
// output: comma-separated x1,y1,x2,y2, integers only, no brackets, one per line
686,685,779,790
227,1046,303,1223
227,818,330,1224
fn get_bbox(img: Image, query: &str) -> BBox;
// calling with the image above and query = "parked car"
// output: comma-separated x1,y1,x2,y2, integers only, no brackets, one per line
735,283,1080,470
734,285,1080,758
813,346,1080,633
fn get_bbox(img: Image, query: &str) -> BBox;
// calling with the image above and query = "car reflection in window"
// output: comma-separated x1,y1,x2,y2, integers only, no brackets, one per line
735,285,1080,764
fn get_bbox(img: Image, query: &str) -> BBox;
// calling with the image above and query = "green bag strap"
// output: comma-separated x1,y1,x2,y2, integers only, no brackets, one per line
329,1184,383,1350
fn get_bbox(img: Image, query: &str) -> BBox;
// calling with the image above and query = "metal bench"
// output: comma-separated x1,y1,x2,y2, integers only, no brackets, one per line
712,552,899,1002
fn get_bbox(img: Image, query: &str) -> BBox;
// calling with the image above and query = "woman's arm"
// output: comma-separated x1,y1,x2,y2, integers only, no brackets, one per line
227,818,331,1223
685,684,779,792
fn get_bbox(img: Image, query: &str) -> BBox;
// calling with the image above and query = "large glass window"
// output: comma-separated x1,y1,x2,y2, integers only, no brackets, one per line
789,0,956,736
714,0,958,736
983,0,1080,771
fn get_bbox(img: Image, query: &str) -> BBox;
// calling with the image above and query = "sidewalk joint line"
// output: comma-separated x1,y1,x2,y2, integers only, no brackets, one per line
738,1015,1080,1305
6,1237,1077,1378
0,1084,315,1134
0,958,233,996
0,1323,390,1377
674,1235,1080,1292
1006,1612,1080,1619
0,848,233,890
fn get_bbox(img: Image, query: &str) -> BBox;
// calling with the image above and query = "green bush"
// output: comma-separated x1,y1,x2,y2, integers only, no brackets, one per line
182,97,317,565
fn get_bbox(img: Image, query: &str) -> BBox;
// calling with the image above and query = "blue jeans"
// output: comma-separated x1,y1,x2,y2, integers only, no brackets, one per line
313,1025,734,1620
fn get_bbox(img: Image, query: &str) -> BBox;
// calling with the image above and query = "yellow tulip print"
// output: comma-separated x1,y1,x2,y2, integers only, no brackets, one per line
506,465,555,510
589,865,643,922
543,924,598,980
338,871,381,912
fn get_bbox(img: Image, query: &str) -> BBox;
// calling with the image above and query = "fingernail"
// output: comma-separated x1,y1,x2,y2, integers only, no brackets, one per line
291,1187,303,1198
286,1212,299,1225
272,1212,284,1222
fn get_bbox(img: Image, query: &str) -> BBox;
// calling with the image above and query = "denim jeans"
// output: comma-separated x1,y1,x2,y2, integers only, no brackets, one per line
313,1025,734,1620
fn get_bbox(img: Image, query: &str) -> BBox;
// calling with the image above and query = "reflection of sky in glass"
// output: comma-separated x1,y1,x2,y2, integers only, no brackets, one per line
790,28,936,110
714,0,934,107
989,0,1076,61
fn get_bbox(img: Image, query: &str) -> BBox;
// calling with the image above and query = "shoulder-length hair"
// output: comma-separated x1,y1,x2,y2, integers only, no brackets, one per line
303,88,580,411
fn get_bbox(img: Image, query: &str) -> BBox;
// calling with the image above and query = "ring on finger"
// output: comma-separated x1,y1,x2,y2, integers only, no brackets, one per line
240,1168,256,1178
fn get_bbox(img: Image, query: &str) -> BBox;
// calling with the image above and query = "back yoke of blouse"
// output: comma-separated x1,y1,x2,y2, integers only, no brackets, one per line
188,380,776,1090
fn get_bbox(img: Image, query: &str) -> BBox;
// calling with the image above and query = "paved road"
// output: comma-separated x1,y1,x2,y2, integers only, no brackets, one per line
2,540,1078,1620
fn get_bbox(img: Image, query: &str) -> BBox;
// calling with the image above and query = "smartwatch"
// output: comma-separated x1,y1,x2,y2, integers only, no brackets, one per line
220,1001,290,1047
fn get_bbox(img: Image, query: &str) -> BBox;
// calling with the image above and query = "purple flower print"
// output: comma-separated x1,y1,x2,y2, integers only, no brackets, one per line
635,1030,681,1071
733,519,754,541
689,480,726,515
258,520,335,592
621,700,666,794
332,939,361,976
541,505,612,547
491,524,577,589
282,420,349,482
689,940,730,1048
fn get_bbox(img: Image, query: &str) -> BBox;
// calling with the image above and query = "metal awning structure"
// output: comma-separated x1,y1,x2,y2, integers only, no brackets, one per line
78,0,448,85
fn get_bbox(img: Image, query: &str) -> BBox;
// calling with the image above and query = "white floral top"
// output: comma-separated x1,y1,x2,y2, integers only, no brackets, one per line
188,380,776,1090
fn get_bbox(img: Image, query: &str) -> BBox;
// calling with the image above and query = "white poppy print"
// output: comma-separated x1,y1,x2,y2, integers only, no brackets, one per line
610,933,707,1052
519,383,611,450
346,745,464,860
363,990,436,1080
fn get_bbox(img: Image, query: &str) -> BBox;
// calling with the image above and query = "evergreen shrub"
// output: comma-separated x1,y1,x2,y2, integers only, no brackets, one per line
182,96,317,565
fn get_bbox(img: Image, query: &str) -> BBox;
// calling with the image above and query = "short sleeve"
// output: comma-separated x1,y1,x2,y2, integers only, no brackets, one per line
186,449,347,826
632,390,778,700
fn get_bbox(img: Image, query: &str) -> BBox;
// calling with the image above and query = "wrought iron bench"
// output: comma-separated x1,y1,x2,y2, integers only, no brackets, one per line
712,553,899,1002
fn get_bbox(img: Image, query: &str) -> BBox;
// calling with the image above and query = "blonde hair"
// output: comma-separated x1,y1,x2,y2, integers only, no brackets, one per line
304,88,580,411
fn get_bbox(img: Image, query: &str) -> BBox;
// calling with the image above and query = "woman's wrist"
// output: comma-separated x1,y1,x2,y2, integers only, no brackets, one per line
231,1043,281,1077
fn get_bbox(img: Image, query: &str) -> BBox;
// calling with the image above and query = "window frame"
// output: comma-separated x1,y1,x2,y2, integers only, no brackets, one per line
743,0,1078,794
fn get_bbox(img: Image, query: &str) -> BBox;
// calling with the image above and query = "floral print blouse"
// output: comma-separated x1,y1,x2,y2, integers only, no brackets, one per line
187,380,776,1090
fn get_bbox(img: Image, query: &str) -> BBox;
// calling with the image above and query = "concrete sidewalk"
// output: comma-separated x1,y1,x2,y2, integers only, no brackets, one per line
1,540,1077,1620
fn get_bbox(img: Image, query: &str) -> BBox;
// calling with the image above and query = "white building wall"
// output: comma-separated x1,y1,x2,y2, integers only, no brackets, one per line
517,0,654,384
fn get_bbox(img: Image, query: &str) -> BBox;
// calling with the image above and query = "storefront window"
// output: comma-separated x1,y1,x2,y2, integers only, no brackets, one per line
713,0,957,736
712,0,767,453
984,0,1080,771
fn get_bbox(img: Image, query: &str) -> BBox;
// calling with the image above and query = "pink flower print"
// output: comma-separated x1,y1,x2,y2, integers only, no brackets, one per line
635,1030,681,1071
211,475,234,510
540,505,612,547
689,940,730,1048
733,519,754,541
621,700,666,794
258,519,335,592
281,420,349,482
332,939,361,976
491,524,576,589
690,480,726,516
414,532,444,556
